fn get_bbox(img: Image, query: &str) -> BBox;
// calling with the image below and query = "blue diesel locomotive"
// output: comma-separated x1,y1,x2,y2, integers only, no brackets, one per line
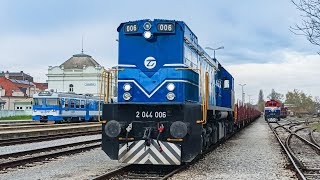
102,19,236,165
32,91,102,123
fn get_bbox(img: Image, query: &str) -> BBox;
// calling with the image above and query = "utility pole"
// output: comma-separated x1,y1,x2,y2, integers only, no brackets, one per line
205,46,224,60
248,94,252,104
239,84,246,104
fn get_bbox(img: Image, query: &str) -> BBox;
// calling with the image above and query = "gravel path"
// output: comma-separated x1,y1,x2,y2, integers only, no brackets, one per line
0,148,124,180
171,118,297,180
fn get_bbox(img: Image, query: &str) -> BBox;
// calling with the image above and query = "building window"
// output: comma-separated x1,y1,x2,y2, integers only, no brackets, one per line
69,84,74,92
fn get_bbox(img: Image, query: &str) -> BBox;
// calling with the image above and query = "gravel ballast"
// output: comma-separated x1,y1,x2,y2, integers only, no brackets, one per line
171,117,297,180
0,148,124,180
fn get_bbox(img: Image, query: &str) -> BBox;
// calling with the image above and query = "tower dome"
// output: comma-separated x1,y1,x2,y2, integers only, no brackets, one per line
60,53,101,69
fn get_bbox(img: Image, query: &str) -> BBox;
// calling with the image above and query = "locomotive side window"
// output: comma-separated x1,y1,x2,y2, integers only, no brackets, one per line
223,79,230,89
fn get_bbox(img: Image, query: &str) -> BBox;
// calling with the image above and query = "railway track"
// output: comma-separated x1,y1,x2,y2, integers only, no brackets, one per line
93,164,187,180
0,120,34,125
0,130,101,146
0,138,101,170
269,120,320,180
0,123,41,127
0,122,99,131
0,123,101,146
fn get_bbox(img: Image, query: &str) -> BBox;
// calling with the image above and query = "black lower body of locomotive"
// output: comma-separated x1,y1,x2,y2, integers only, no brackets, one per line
101,103,233,165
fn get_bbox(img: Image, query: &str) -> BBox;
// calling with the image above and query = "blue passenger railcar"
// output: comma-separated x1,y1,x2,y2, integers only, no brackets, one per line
32,91,102,123
102,19,235,165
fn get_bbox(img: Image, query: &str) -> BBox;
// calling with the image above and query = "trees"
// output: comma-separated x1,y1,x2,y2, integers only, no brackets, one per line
285,89,315,114
267,89,284,102
291,0,320,49
257,89,265,111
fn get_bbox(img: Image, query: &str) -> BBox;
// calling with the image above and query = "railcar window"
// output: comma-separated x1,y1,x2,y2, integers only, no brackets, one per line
34,98,44,105
46,99,59,106
60,98,64,107
81,100,85,109
70,100,75,108
65,99,69,108
76,100,80,108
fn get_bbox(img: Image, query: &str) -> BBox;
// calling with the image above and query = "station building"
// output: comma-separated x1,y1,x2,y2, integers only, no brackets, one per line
47,52,116,97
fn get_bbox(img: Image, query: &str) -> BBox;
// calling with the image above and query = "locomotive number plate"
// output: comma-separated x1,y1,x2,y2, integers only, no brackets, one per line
135,111,167,119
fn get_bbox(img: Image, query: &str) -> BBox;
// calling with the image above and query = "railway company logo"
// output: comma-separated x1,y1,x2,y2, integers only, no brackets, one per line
144,56,156,69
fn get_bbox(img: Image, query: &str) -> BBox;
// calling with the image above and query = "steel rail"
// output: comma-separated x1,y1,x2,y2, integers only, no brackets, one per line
277,125,320,153
0,130,101,146
310,129,319,148
0,139,101,170
275,122,320,179
285,132,306,169
268,122,306,180
160,164,188,180
0,122,100,131
0,139,101,159
93,164,187,180
92,165,137,180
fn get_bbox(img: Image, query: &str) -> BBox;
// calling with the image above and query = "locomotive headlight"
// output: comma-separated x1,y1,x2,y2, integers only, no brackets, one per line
105,120,121,138
166,83,175,91
123,92,132,101
123,83,131,91
143,31,152,39
170,121,188,138
166,92,175,101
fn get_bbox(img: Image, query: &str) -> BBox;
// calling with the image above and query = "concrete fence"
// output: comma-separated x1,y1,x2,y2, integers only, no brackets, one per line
0,110,32,118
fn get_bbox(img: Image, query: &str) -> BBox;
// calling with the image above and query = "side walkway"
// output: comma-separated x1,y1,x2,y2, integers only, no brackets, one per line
171,117,297,180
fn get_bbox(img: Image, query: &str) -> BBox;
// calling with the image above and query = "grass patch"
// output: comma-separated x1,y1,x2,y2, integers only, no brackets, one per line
309,123,320,131
0,115,32,120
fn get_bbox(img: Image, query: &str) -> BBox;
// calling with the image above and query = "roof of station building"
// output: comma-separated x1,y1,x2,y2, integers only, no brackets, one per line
60,52,101,69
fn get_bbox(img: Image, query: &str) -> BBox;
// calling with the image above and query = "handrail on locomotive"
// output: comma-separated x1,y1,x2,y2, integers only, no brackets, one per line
175,67,209,125
98,68,123,122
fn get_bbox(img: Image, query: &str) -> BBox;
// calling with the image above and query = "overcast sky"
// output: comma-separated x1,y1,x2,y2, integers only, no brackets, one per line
0,0,319,102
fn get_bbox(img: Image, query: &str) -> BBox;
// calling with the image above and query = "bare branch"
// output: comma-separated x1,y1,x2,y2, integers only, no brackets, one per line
291,0,320,49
